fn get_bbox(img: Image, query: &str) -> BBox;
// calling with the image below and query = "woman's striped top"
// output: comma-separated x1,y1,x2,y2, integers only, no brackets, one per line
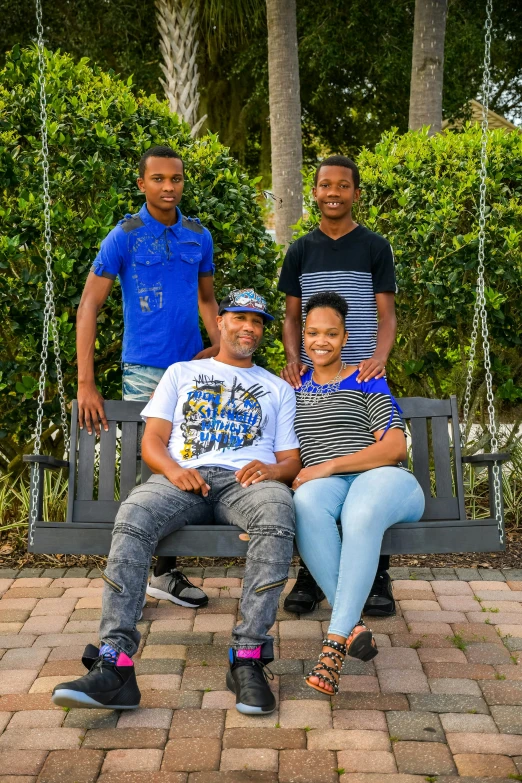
294,370,405,469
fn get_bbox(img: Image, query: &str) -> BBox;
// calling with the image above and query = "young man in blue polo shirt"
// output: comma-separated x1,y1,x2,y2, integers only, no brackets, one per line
76,145,219,609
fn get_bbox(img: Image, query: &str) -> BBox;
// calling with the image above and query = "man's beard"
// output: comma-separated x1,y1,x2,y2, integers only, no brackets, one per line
222,323,260,357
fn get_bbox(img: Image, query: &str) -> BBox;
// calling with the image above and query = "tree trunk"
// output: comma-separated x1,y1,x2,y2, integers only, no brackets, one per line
266,0,303,249
155,0,206,136
408,0,448,135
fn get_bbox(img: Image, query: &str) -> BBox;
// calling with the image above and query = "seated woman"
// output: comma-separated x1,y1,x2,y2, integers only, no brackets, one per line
292,291,425,695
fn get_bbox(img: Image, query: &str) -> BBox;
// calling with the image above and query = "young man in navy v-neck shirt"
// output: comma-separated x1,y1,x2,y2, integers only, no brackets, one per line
76,146,220,610
278,155,397,617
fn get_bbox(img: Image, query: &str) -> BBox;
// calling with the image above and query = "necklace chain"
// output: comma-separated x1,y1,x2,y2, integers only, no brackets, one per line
300,363,348,406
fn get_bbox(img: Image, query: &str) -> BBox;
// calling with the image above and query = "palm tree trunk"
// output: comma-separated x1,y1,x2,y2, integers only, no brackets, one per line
408,0,448,135
266,0,303,248
155,0,206,136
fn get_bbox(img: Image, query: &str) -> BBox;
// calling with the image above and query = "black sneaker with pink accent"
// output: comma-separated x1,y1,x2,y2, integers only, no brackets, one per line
51,644,141,710
226,648,276,715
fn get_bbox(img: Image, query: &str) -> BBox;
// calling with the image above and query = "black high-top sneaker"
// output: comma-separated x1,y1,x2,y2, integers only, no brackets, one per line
284,564,325,614
363,570,396,617
51,644,141,710
226,649,276,715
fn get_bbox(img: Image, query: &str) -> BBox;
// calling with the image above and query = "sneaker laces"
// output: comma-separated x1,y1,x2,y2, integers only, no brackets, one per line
236,658,274,684
166,569,192,590
87,653,116,676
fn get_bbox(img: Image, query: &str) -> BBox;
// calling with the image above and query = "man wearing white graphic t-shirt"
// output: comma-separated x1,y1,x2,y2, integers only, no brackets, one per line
52,289,300,717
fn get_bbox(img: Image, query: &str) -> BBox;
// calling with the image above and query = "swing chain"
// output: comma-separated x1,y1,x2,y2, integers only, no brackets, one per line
461,0,503,546
30,0,70,548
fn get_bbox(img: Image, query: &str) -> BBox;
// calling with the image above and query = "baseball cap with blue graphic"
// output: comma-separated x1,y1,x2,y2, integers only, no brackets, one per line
218,288,274,322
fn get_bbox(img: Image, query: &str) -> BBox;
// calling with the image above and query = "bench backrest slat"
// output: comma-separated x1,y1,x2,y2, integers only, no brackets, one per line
76,426,96,500
98,425,117,501
120,421,138,501
431,415,454,498
409,417,431,495
139,421,152,483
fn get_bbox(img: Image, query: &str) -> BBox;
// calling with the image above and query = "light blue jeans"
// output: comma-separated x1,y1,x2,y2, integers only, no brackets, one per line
294,467,425,638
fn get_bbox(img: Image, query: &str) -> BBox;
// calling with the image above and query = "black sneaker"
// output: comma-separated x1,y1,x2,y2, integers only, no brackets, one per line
226,649,276,715
146,569,208,608
363,571,396,617
284,565,325,614
51,644,141,710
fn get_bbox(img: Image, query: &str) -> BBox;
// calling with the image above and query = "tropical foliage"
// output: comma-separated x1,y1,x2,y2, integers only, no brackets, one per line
0,46,281,472
2,0,521,177
296,125,522,420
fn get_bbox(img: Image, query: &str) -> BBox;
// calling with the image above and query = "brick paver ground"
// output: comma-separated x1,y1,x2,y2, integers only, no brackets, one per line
0,566,521,781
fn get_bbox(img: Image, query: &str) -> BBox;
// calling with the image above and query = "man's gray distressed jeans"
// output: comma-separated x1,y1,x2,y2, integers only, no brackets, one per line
99,467,295,660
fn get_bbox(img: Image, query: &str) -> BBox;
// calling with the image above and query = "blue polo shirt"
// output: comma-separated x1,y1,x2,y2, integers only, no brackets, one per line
91,204,214,369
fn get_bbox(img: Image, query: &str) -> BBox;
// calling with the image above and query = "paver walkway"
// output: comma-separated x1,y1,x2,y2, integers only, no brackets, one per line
0,565,522,783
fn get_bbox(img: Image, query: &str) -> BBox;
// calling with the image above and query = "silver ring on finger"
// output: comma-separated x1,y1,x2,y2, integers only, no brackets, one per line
256,469,262,476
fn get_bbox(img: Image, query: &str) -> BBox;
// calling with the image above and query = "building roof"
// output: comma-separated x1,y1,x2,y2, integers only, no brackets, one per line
442,99,519,132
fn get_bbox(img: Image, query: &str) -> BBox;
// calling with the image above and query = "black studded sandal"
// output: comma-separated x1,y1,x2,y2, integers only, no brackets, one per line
305,637,347,695
346,619,378,662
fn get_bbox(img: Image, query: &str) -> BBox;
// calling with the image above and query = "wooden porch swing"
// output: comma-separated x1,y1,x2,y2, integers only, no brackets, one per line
24,0,509,558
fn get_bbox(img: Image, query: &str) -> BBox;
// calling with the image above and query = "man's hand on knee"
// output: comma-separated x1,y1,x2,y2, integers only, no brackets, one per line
165,464,210,495
235,460,279,488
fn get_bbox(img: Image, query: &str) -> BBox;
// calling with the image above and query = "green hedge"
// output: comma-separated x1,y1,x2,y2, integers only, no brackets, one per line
297,126,522,409
0,46,281,471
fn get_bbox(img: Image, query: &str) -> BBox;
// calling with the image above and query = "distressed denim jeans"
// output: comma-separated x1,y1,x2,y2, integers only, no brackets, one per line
122,363,165,402
99,467,295,660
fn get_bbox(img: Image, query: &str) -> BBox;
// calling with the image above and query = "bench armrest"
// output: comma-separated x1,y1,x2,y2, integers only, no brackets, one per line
461,452,510,466
462,452,508,524
24,456,69,531
23,455,70,470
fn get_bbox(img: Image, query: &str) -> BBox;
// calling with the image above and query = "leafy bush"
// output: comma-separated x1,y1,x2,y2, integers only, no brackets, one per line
297,126,522,417
0,46,281,472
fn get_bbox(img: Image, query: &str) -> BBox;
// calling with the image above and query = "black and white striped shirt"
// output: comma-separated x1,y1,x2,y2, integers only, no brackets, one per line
278,226,396,366
294,370,404,469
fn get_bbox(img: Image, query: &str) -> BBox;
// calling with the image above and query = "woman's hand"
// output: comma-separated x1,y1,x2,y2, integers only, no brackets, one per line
292,462,333,490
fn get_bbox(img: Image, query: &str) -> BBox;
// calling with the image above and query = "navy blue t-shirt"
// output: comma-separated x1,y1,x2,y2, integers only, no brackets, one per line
278,226,396,366
91,204,214,369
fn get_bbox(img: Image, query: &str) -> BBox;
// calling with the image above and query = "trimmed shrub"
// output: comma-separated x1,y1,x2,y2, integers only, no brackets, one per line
0,46,281,470
297,126,522,413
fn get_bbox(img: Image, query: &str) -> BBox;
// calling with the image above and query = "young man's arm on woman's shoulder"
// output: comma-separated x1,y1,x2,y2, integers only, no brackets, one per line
358,237,397,382
281,294,309,388
278,240,308,388
357,292,397,382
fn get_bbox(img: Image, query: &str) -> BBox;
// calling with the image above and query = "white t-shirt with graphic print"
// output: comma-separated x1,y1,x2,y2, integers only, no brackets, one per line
141,358,299,471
